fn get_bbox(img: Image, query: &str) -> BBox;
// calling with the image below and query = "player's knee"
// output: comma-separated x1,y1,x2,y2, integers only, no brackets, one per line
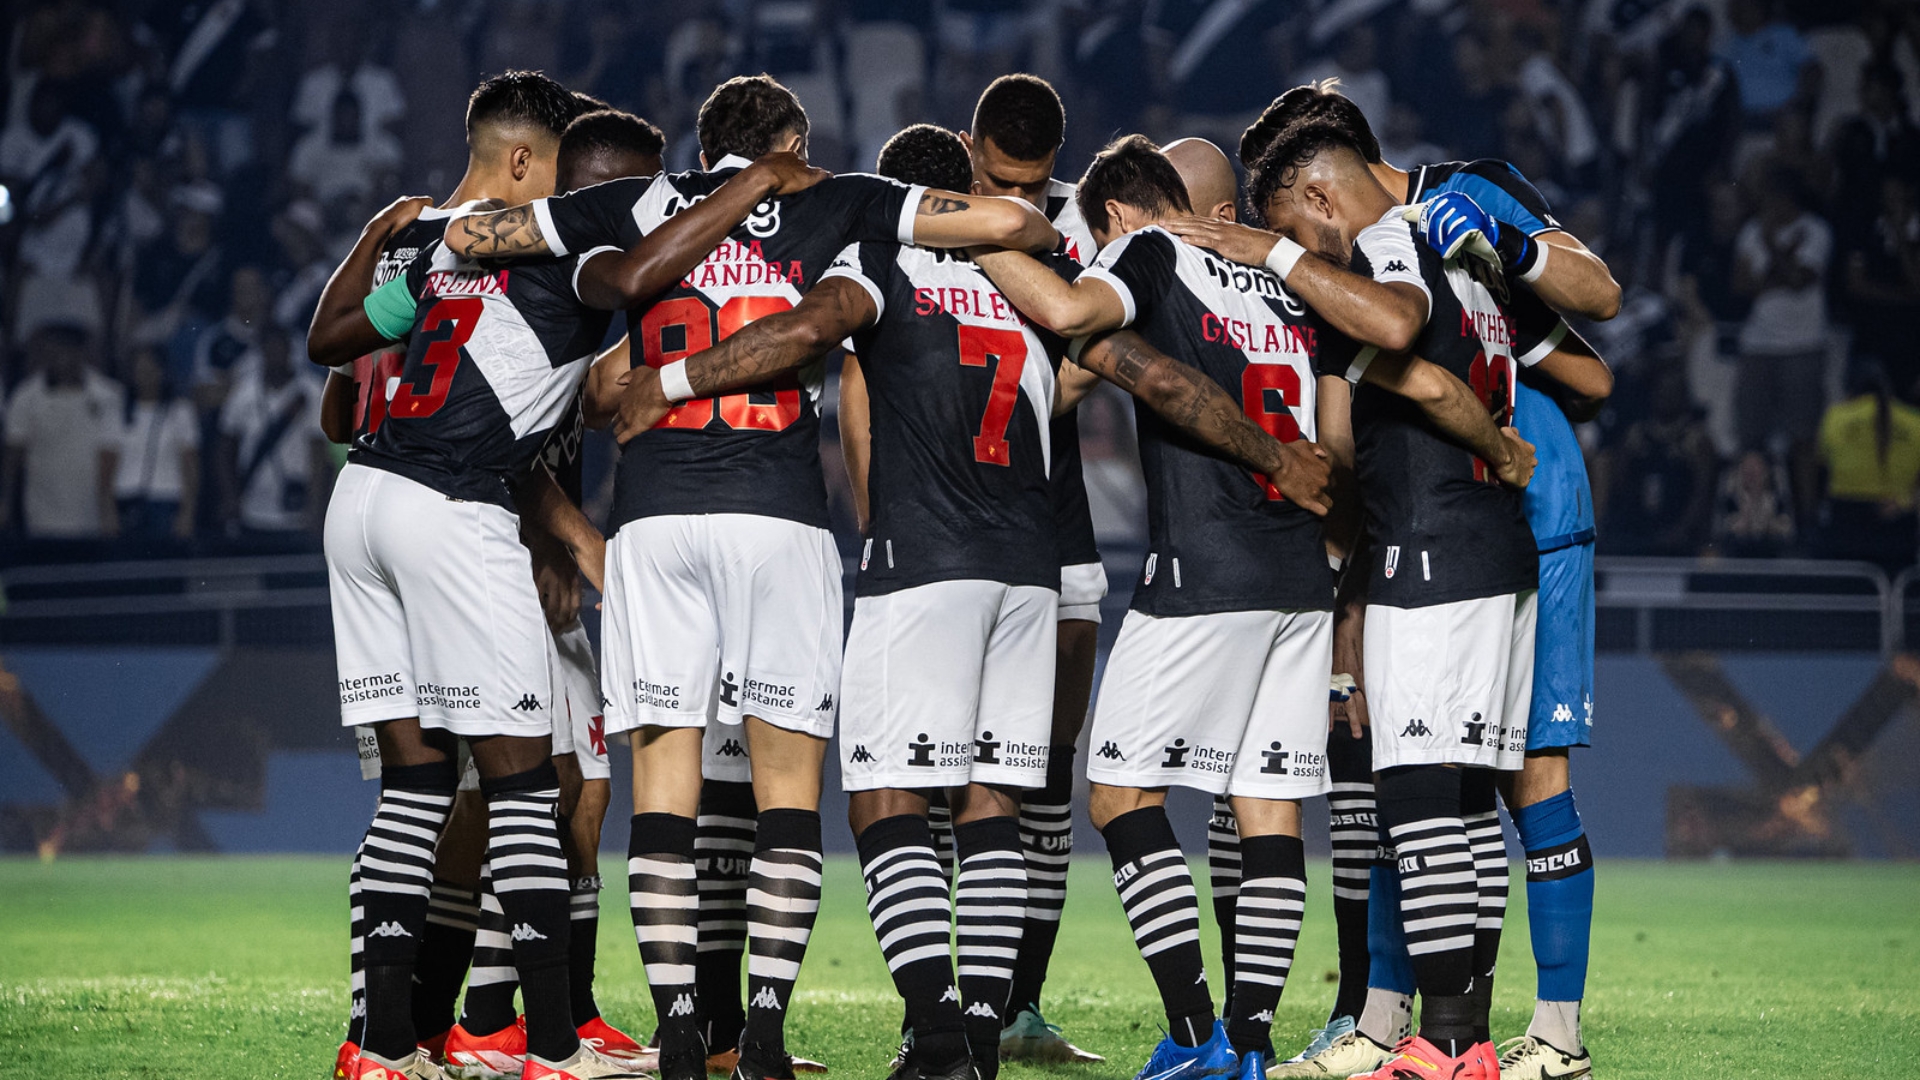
1227,795,1301,838
1088,783,1154,831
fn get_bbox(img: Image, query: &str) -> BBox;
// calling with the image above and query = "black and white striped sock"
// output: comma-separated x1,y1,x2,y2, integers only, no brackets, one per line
358,760,458,1061
857,814,967,1068
1377,766,1481,1053
1006,747,1074,1017
1207,795,1241,1003
631,812,703,1058
955,816,1027,1078
694,781,755,1049
927,793,957,885
460,865,519,1036
1103,806,1214,1046
1462,770,1508,1016
1225,834,1306,1057
414,878,482,1038
483,765,576,1063
570,875,603,1024
346,856,365,1047
1326,728,1377,1022
741,809,822,1059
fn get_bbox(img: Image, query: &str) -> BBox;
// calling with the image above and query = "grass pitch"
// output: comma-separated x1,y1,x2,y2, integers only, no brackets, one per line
4,856,1916,1079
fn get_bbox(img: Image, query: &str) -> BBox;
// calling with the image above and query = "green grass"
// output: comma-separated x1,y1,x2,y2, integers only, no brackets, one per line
4,857,1917,1078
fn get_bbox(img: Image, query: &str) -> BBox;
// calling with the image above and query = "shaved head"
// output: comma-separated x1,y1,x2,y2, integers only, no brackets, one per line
1163,138,1238,221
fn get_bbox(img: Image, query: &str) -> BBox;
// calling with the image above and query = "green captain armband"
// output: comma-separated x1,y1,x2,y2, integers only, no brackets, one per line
362,277,419,341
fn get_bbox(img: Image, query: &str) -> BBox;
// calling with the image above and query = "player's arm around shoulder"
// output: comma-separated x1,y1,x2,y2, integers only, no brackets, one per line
908,189,1060,254
973,247,1127,339
307,195,431,368
1523,324,1614,423
1316,373,1363,556
1357,350,1536,488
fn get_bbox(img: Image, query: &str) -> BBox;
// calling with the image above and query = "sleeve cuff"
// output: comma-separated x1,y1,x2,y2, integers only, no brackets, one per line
532,198,567,256
1516,320,1568,367
1346,346,1378,384
660,359,696,402
573,245,621,301
896,185,929,245
1080,268,1136,328
821,265,886,320
330,362,357,377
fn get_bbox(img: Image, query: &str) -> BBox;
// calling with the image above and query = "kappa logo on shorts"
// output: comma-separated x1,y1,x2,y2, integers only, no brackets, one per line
1161,739,1191,768
720,671,739,709
849,744,876,764
1400,718,1432,737
1552,702,1573,724
1095,741,1126,761
1461,712,1487,746
974,732,1002,765
512,694,541,712
1259,742,1290,774
815,692,834,712
906,733,936,767
1385,545,1401,579
717,739,746,757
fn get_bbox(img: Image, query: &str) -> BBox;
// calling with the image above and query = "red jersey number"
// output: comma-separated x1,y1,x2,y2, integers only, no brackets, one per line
1241,363,1303,500
637,295,801,432
957,325,1028,466
388,297,482,419
1466,350,1514,483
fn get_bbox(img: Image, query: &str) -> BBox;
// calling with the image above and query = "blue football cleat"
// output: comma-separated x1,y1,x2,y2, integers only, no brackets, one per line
1236,1049,1266,1080
1130,1021,1239,1080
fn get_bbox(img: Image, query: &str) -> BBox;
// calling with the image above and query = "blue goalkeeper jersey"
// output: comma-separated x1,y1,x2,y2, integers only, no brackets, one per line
1409,160,1595,551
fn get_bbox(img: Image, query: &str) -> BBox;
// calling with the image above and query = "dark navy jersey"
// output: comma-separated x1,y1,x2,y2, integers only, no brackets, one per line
1042,177,1102,570
535,389,586,506
352,207,461,440
533,156,922,531
1347,209,1566,607
825,242,1063,596
1079,226,1359,616
1409,159,1595,552
350,238,613,507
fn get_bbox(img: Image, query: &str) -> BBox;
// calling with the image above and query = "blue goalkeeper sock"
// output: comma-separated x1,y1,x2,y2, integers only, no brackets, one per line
1513,789,1593,1053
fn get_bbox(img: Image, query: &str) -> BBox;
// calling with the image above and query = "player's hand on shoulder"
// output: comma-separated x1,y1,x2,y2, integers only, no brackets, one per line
1495,426,1536,489
1272,439,1333,516
751,150,831,195
1407,192,1501,266
612,364,672,445
372,195,435,237
1163,216,1279,267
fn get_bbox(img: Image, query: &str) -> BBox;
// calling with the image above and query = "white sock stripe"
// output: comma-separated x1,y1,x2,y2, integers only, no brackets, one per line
1137,927,1202,955
1405,934,1476,955
747,956,804,981
886,942,954,970
468,964,518,985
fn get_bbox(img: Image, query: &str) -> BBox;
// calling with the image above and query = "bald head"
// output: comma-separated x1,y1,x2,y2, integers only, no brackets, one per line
1163,138,1238,221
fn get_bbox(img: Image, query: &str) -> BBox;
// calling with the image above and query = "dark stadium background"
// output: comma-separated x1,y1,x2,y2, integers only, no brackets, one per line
2,0,1918,861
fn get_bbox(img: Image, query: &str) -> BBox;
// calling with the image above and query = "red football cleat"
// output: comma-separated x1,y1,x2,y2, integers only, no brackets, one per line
349,1049,441,1079
337,1041,361,1080
1351,1037,1498,1080
444,1020,528,1080
419,1029,452,1065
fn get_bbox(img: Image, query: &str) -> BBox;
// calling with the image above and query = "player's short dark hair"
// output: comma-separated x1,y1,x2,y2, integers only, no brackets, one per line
1239,80,1382,169
1248,120,1371,223
697,74,809,163
876,124,973,192
571,90,612,118
560,109,666,167
972,74,1065,162
466,70,578,139
1076,135,1192,235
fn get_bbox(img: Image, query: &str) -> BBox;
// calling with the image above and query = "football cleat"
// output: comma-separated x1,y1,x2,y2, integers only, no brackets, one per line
1278,1016,1354,1067
351,1049,447,1080
1495,1036,1591,1080
707,1049,739,1076
1349,1037,1497,1080
420,1030,452,1066
882,1052,977,1080
660,1031,710,1080
998,1008,1104,1063
444,1021,528,1080
579,1017,656,1073
522,1044,651,1079
1237,1050,1266,1080
339,1041,362,1079
730,1042,802,1080
1266,1029,1393,1078
1129,1021,1239,1080
789,1054,827,1074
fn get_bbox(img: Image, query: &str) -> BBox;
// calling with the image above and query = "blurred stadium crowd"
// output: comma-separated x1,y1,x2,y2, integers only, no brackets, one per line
2,0,1918,569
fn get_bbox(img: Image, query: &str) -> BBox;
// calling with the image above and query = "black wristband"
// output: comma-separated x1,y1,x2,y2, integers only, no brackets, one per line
1495,224,1539,276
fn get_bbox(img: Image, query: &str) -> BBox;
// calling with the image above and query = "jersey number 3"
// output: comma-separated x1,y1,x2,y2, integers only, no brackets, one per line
640,296,801,431
389,297,482,419
958,326,1027,466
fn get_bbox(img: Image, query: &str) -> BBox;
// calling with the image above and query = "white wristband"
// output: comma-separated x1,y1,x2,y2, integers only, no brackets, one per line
1265,236,1306,281
1520,236,1550,284
660,359,696,402
330,362,357,377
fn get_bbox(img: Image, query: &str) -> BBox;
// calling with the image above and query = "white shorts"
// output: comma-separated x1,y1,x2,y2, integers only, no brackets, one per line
599,514,841,739
549,620,611,781
839,579,1058,792
1086,608,1333,800
1058,561,1107,623
326,464,551,739
1365,591,1537,772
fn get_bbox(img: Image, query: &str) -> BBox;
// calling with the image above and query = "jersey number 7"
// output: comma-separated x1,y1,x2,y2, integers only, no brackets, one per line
958,325,1028,466
640,296,802,431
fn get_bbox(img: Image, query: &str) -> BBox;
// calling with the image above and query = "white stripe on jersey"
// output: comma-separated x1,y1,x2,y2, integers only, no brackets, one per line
1047,178,1097,267
419,245,592,440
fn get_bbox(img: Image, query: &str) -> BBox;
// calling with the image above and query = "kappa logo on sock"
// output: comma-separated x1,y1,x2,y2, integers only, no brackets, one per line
965,1001,999,1019
367,921,413,938
939,986,960,1003
1250,1009,1274,1023
510,923,549,942
750,986,784,1011
717,738,746,757
1095,741,1126,761
668,992,696,1017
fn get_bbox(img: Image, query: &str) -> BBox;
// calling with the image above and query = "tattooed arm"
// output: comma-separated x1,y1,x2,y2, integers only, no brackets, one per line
907,190,1059,253
307,195,432,367
972,249,1129,337
443,202,549,259
1076,330,1333,515
609,277,878,444
1359,351,1536,488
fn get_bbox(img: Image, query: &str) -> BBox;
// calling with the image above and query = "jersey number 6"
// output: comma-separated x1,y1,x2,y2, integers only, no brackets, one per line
640,295,802,431
1242,363,1303,500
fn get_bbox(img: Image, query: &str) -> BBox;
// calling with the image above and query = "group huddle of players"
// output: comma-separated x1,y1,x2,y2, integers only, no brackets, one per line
310,64,1618,1080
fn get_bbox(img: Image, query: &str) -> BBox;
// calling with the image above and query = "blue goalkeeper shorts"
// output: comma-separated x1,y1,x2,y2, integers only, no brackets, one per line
1528,540,1594,749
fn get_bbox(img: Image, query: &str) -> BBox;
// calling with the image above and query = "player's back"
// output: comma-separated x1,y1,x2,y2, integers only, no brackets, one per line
352,207,460,440
1080,225,1351,616
533,160,922,531
351,240,611,506
826,242,1059,596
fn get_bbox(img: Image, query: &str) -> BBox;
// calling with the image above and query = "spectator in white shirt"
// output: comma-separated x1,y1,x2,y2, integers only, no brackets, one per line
115,348,200,545
1733,165,1834,519
1,325,125,546
287,89,402,206
217,328,328,549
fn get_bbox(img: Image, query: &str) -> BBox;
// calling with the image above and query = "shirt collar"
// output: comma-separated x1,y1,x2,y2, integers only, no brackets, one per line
714,153,754,172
